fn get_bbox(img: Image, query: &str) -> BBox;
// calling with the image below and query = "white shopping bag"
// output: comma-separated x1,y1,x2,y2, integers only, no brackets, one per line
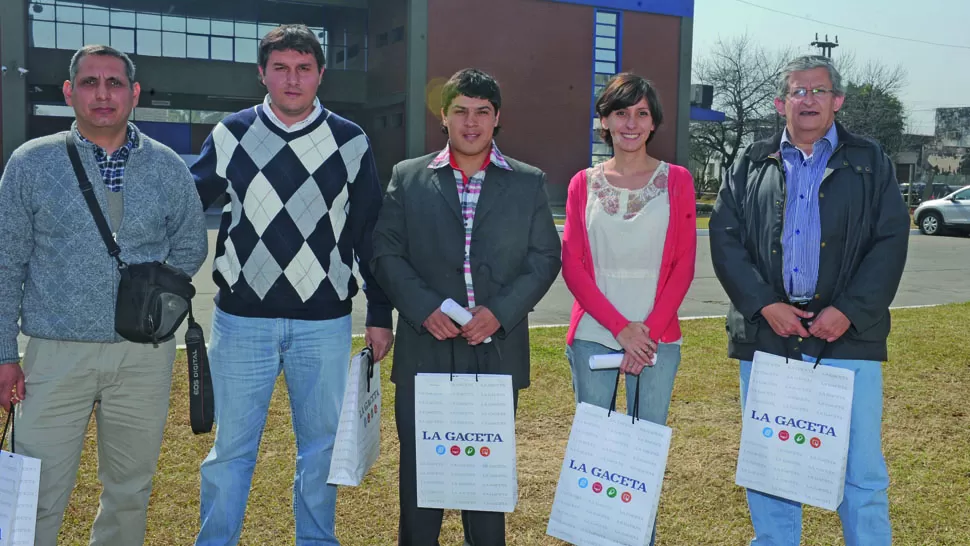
735,350,855,511
414,373,517,512
327,348,381,486
547,397,672,546
0,411,41,546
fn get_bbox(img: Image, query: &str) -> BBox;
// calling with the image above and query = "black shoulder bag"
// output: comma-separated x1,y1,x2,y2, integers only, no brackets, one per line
66,134,214,434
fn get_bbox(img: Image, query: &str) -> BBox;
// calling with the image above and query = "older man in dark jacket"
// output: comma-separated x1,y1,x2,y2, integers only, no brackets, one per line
710,55,909,546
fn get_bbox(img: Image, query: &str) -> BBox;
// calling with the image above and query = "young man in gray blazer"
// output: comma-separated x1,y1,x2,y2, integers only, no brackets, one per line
371,68,561,546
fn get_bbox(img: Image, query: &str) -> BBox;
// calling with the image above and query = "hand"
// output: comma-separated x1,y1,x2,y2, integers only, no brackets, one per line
462,307,501,346
423,309,461,341
365,327,394,361
0,362,25,412
761,303,813,338
808,306,851,342
615,322,656,368
619,350,652,376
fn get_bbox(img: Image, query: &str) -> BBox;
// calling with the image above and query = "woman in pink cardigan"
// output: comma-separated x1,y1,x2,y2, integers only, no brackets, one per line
563,72,697,430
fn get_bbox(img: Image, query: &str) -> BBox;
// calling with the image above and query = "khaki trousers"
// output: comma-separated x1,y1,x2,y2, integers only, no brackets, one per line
14,337,175,546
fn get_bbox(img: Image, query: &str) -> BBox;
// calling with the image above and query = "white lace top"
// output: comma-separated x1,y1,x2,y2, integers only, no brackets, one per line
574,161,675,350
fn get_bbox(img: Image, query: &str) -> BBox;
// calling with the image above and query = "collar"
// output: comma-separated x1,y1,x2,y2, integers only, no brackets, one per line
262,94,324,133
74,122,138,154
427,141,512,173
781,123,839,157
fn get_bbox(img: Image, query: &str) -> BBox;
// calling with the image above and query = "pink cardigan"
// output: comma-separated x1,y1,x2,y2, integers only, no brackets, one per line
562,164,697,345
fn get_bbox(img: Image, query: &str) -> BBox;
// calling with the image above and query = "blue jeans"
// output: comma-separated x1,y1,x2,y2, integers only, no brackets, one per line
196,308,352,546
565,339,681,546
739,356,891,546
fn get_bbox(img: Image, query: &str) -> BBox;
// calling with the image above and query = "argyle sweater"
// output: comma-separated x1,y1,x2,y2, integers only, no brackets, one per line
192,105,392,327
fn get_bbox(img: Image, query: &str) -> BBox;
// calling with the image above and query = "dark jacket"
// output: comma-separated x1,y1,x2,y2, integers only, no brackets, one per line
709,122,910,362
371,152,562,390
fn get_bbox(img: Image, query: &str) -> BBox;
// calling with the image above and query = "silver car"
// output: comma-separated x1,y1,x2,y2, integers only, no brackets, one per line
913,185,970,236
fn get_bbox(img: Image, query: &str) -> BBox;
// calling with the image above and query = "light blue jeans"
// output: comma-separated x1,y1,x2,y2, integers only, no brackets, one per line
565,339,682,546
195,308,352,546
739,355,891,546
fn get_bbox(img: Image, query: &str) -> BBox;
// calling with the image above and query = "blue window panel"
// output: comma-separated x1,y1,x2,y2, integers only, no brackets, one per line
137,13,161,30
595,11,617,25
595,24,616,37
595,36,616,49
163,31,186,57
187,35,209,59
235,38,258,63
31,21,57,48
58,5,83,23
84,7,109,25
84,24,110,46
111,28,135,53
590,8,622,167
186,17,209,34
211,37,233,60
110,9,135,28
594,61,615,74
56,22,83,49
29,2,55,22
211,20,234,37
138,29,161,56
595,48,616,62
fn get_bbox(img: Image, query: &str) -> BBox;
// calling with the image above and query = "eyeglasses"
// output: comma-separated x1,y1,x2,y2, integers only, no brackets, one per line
787,87,836,99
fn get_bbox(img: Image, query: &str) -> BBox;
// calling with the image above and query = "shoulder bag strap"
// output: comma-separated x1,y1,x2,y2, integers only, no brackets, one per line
65,133,125,270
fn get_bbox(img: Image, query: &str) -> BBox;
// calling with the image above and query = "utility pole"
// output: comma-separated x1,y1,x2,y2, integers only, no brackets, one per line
811,33,839,58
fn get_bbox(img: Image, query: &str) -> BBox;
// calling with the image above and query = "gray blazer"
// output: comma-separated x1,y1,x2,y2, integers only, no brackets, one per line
371,151,562,390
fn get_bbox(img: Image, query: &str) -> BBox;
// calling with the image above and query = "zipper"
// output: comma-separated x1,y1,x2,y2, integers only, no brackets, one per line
767,154,787,290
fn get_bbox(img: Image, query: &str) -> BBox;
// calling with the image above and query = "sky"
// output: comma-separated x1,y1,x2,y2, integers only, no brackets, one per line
691,0,970,135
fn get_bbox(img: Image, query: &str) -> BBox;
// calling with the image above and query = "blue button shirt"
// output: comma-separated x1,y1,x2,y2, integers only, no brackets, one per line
780,123,838,301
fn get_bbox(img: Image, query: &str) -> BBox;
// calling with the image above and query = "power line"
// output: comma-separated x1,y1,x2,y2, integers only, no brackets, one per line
731,0,970,51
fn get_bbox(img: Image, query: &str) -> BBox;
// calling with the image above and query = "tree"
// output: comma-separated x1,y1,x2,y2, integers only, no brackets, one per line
835,57,907,155
690,35,793,168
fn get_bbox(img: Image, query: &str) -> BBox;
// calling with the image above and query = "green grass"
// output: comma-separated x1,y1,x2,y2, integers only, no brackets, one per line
59,304,970,545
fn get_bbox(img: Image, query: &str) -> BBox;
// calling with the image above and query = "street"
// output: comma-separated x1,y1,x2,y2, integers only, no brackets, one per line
16,224,970,353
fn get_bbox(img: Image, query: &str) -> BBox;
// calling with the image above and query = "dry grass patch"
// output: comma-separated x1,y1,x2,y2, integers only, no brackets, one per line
57,304,970,545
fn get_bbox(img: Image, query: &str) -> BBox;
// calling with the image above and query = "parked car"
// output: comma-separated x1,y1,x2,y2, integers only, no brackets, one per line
913,185,970,235
899,183,960,207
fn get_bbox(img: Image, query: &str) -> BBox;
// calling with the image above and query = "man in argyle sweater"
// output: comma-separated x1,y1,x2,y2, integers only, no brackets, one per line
191,25,392,546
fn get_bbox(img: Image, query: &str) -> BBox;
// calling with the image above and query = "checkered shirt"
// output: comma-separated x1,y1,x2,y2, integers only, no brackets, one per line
427,142,511,307
75,124,137,192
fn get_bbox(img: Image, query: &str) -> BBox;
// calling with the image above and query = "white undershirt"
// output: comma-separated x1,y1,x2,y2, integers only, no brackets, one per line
261,94,324,133
575,162,679,350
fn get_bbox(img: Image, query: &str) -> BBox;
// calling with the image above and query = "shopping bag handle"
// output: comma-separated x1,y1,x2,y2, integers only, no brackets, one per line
1,404,14,453
784,340,832,369
607,371,641,424
361,346,375,393
447,339,483,383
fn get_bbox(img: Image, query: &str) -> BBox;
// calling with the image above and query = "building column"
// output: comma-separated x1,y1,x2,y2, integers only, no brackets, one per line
2,0,29,164
675,16,693,168
405,0,428,158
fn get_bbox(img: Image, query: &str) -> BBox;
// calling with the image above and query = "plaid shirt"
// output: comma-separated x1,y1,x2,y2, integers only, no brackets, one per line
75,124,137,192
427,142,512,307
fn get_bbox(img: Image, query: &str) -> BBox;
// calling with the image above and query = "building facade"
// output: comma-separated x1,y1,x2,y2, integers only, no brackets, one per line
1,0,695,203
895,107,970,188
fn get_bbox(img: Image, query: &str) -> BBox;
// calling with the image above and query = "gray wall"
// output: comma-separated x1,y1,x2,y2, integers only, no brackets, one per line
2,0,28,164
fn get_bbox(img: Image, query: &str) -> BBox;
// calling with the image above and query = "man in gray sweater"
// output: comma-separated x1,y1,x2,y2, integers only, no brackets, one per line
0,45,207,546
